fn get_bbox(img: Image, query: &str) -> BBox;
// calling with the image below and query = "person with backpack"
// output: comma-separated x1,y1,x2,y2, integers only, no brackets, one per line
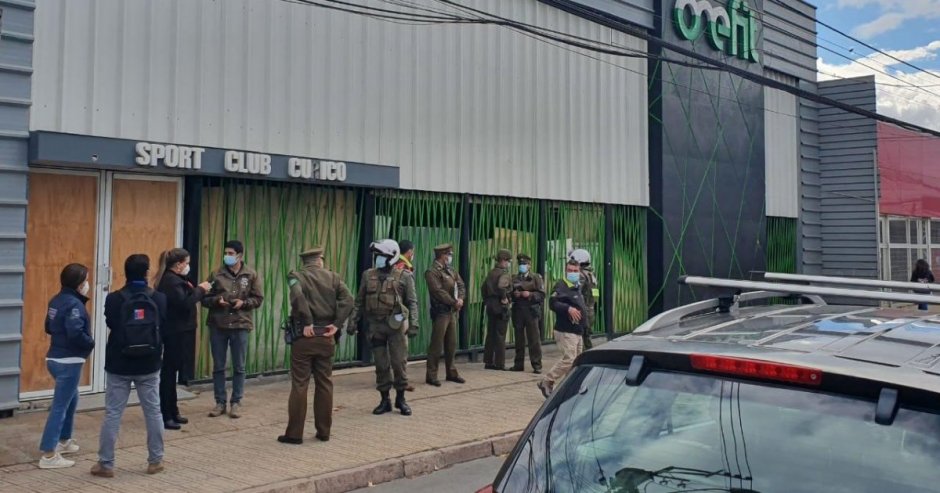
277,247,353,444
38,263,95,470
911,259,935,311
203,240,264,419
92,254,168,478
154,248,212,430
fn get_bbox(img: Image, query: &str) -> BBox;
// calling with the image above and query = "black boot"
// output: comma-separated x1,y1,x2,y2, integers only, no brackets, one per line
395,390,412,416
372,391,392,415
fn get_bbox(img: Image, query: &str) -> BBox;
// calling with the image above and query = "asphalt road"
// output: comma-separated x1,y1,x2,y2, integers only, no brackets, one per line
351,456,505,493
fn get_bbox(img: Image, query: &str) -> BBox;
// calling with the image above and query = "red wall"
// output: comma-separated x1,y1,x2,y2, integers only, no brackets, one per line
879,122,940,218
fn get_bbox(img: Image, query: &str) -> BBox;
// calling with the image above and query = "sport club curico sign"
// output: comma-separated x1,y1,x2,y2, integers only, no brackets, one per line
672,0,760,63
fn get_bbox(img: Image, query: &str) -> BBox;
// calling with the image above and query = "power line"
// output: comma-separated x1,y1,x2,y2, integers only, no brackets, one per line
286,0,940,138
767,0,940,84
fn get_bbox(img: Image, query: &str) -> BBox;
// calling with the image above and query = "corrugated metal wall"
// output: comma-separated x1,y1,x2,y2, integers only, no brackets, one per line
552,0,654,28
31,0,648,206
0,0,34,412
818,77,879,278
764,71,799,219
762,0,821,274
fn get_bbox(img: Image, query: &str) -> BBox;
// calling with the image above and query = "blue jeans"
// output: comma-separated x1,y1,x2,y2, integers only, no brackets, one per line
97,371,163,467
210,328,249,405
39,360,83,452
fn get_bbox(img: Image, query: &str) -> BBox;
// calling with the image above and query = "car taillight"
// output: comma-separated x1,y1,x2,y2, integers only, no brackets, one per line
475,485,494,493
690,354,822,386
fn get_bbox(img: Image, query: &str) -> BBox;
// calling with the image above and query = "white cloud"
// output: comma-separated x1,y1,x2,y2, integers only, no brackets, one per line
818,40,940,132
834,0,940,38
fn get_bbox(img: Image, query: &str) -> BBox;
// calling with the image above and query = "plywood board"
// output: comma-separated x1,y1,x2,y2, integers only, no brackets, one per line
108,179,179,290
21,173,98,392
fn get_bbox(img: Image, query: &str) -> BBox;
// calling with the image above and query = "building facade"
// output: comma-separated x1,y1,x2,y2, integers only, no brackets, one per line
0,0,818,412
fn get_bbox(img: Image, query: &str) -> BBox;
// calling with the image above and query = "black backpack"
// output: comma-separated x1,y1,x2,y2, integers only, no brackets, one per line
117,288,161,358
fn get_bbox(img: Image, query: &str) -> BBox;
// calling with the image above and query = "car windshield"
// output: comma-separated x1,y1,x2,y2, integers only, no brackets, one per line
501,365,940,493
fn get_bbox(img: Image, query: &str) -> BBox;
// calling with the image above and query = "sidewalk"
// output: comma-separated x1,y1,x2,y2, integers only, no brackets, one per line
0,345,573,493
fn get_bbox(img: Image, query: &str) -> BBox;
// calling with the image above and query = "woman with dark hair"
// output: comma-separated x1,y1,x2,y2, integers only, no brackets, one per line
911,259,935,311
38,263,95,469
155,248,212,430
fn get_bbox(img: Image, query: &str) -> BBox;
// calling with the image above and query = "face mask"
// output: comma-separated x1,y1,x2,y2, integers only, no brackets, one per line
566,272,581,284
180,264,191,276
223,255,239,267
78,280,90,296
519,264,529,274
446,254,454,266
376,256,389,269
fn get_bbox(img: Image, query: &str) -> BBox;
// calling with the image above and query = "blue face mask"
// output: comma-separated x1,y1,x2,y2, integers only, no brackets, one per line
376,256,389,269
223,255,239,267
446,254,454,266
566,272,581,284
519,264,529,274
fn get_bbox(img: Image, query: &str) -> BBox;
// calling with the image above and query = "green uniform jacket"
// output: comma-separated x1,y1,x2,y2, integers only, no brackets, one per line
204,264,264,331
511,272,545,315
288,263,354,329
351,268,420,335
425,261,466,315
482,267,512,316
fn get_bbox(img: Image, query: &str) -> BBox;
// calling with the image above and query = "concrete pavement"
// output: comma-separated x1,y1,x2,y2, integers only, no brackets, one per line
0,344,578,493
350,456,504,493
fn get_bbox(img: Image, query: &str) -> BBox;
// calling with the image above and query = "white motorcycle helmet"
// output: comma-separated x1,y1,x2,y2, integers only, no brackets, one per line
371,239,401,267
568,248,591,266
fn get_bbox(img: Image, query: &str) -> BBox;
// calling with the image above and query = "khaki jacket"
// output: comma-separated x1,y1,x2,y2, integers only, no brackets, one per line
288,262,354,329
425,261,465,315
511,272,545,315
204,264,264,331
351,268,420,335
481,267,512,315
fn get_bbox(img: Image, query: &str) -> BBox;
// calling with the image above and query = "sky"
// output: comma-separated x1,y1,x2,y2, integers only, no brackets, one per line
815,0,940,131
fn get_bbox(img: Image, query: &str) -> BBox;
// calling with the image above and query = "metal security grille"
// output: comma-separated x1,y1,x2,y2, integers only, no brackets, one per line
611,205,647,334
196,180,362,379
879,216,940,282
374,191,464,357
544,202,605,338
467,196,539,348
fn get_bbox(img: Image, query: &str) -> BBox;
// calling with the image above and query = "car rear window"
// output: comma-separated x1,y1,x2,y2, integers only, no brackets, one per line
501,365,940,493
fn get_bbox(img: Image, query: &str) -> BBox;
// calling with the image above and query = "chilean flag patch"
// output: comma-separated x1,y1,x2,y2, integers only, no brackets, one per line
134,309,145,320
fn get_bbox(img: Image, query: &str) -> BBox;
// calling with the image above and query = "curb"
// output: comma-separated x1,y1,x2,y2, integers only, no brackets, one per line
238,431,522,493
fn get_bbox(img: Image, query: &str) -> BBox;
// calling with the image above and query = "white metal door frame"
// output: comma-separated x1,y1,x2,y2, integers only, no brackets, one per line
19,168,101,401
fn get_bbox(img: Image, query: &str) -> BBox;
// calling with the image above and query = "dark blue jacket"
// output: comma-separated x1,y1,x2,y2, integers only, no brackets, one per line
549,279,588,335
45,288,96,359
104,280,168,376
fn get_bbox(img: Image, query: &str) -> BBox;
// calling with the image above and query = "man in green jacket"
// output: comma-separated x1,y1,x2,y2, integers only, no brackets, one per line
203,240,264,419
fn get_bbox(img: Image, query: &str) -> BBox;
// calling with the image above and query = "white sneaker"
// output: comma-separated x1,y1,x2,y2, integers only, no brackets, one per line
38,453,75,469
55,439,80,455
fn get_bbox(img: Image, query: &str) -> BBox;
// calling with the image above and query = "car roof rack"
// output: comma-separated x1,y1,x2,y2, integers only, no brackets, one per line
764,272,940,293
633,275,940,335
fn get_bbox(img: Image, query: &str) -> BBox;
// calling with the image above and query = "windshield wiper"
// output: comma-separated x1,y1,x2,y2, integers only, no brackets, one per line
608,466,757,493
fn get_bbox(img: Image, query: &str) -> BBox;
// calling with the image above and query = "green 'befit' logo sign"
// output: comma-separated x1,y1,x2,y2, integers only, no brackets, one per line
673,0,760,63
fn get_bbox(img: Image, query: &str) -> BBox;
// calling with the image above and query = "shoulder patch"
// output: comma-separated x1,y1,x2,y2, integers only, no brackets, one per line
288,278,299,287
69,308,81,319
47,307,58,320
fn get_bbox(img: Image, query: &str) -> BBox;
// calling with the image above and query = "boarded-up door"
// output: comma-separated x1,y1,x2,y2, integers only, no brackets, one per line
108,177,180,290
21,172,99,393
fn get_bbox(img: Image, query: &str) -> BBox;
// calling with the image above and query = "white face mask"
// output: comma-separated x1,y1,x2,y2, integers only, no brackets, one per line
78,280,90,296
180,264,191,276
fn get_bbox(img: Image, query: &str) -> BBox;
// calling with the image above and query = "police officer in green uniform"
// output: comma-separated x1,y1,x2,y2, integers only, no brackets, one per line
510,253,545,373
482,249,513,370
278,247,353,445
568,249,597,349
425,244,466,386
349,240,419,416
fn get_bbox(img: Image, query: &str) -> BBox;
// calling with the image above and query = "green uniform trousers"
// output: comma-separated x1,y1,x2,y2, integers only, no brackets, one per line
427,312,459,381
582,307,595,350
483,311,510,368
512,307,542,371
369,320,409,392
285,336,335,440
